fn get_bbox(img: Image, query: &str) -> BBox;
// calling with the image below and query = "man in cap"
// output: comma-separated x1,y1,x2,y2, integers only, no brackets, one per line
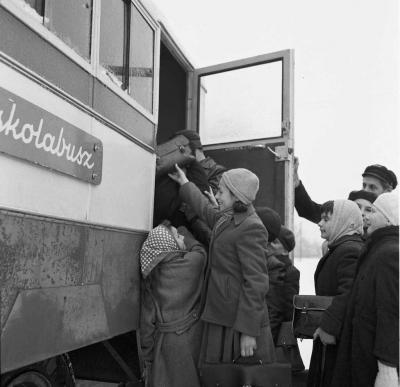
293,158,397,224
361,164,398,194
175,130,226,194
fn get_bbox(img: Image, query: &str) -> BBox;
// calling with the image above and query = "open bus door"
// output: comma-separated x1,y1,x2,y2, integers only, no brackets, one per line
189,50,294,229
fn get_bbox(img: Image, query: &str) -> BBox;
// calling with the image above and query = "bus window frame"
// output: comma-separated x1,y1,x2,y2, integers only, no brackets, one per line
0,0,160,125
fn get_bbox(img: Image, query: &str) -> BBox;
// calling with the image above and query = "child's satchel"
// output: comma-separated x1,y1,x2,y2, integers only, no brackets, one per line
155,135,195,177
275,321,305,372
292,295,333,339
200,357,291,387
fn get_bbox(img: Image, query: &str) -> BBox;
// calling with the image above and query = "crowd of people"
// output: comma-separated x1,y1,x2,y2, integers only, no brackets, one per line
138,130,399,387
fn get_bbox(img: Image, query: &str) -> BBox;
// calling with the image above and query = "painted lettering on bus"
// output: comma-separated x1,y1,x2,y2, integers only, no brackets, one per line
0,99,94,169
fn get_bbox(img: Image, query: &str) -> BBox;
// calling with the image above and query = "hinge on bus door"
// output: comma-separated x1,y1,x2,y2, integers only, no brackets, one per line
281,120,291,135
267,144,293,162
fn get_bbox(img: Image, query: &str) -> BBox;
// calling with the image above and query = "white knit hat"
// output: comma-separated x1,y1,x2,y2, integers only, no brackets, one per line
373,191,399,226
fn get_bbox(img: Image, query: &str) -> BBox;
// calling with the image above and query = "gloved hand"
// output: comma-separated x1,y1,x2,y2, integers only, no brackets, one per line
374,361,399,387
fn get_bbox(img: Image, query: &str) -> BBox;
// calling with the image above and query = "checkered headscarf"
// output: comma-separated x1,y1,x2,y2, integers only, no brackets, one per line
140,225,180,278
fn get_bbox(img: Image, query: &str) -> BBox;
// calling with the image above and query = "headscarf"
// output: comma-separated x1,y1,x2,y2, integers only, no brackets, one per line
140,225,180,278
326,200,363,245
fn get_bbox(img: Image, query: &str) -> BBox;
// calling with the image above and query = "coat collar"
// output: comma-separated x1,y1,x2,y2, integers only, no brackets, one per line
233,204,256,226
365,225,399,248
314,234,364,281
328,233,364,251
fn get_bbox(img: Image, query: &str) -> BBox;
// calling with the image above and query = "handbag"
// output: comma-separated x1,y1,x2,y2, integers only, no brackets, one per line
275,321,305,372
292,295,333,339
200,357,291,387
155,135,195,177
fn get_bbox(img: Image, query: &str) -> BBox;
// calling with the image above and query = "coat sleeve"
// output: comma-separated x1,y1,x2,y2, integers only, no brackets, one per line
177,225,208,257
319,243,360,337
295,181,322,224
282,265,300,321
233,221,270,337
139,279,157,363
180,182,219,229
373,250,399,366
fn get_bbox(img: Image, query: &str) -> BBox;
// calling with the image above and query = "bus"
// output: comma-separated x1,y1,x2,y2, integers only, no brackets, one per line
0,0,294,385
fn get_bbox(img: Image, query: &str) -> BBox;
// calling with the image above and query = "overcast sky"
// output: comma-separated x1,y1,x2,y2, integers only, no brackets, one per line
152,0,399,242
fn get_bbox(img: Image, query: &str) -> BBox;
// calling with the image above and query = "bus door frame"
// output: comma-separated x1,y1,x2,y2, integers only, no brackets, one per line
187,49,295,227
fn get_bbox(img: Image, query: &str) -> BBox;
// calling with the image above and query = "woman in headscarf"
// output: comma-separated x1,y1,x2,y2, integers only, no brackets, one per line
307,200,364,387
139,222,207,387
169,165,275,367
331,192,399,387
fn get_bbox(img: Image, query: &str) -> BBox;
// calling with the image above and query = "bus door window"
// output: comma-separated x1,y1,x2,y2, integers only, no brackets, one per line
198,61,282,145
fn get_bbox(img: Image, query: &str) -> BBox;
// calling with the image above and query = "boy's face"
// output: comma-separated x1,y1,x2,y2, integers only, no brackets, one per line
170,226,186,250
268,239,286,255
318,211,334,241
354,198,373,229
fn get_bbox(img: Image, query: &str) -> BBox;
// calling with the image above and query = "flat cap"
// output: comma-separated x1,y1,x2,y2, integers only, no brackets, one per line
362,165,397,189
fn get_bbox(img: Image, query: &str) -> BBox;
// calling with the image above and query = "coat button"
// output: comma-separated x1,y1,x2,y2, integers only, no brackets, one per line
193,312,198,318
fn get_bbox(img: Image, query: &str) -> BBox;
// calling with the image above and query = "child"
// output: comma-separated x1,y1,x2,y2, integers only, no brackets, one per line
266,225,300,343
307,200,364,387
140,221,207,387
169,166,275,364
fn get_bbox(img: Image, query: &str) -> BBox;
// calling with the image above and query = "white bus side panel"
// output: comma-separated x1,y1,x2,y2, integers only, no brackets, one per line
0,61,155,231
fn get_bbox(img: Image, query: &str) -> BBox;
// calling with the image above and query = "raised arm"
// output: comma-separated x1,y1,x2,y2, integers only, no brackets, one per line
294,157,322,224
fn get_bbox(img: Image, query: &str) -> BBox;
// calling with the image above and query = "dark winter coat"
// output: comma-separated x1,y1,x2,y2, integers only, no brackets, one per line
180,182,270,337
266,254,300,342
331,226,399,387
307,234,364,387
140,229,207,387
199,156,226,194
295,180,322,224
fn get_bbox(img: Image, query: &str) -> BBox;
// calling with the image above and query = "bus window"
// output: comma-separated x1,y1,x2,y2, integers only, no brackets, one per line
18,0,92,60
129,5,154,112
100,0,155,113
99,0,125,88
45,0,92,61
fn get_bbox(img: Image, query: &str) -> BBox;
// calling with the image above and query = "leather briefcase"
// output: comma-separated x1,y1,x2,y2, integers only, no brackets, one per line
292,295,333,339
155,135,195,177
200,359,291,387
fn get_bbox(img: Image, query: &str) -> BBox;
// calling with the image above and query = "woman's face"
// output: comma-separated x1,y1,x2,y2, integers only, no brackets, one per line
215,181,236,211
354,198,373,229
365,206,390,235
169,226,186,250
318,212,334,241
